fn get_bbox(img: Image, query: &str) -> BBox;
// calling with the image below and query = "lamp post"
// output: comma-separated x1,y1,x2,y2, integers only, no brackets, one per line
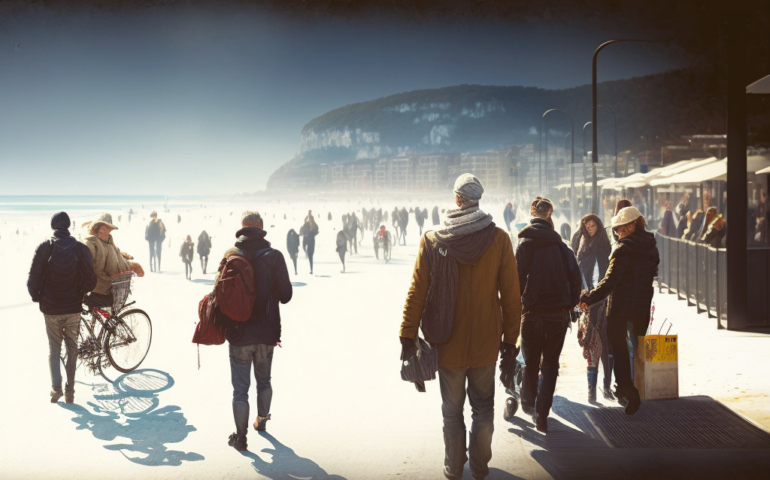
539,109,574,199
565,132,575,228
583,121,592,216
593,39,662,214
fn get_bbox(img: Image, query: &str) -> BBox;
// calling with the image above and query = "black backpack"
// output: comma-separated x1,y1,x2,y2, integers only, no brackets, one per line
45,237,81,295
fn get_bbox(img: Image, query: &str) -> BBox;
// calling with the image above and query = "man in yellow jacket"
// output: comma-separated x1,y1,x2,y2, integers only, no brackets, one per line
400,174,522,480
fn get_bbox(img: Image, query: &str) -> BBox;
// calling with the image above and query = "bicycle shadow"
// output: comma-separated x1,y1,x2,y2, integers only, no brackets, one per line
61,369,204,466
240,431,347,480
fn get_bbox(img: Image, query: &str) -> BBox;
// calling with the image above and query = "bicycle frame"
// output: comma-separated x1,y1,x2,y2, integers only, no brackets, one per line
78,300,138,374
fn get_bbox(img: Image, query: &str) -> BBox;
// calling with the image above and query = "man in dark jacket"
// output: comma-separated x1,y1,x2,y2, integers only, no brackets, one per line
226,211,293,452
515,197,581,433
27,212,97,404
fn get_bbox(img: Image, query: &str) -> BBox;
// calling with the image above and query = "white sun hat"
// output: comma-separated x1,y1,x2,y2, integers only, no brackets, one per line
611,206,642,228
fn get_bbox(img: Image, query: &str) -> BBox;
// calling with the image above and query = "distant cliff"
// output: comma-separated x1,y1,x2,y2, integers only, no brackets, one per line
269,66,731,189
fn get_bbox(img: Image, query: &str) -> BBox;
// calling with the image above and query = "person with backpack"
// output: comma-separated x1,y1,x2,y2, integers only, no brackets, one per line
197,230,212,274
145,211,166,273
400,174,522,480
180,235,195,280
286,229,300,275
226,211,293,452
515,196,581,433
27,212,98,404
336,230,348,273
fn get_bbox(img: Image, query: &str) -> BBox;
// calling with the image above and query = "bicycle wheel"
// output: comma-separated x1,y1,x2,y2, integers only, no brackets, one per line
104,308,152,373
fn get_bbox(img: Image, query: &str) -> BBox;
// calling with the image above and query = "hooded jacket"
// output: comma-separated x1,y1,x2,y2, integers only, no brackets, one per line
27,229,97,315
581,229,659,331
286,230,300,257
83,234,131,296
516,218,581,313
225,227,293,346
197,231,211,256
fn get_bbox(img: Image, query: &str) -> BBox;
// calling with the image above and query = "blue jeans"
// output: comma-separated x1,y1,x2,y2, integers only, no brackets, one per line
230,343,274,439
438,363,495,480
45,313,80,393
520,310,570,419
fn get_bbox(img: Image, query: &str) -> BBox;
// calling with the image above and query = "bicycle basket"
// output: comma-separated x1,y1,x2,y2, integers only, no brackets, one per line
110,271,135,312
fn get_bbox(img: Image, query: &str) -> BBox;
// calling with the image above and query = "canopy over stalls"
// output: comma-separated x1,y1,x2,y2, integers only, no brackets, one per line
746,74,770,94
756,165,770,175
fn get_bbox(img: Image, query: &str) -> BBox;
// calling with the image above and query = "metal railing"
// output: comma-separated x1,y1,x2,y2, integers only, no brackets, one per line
655,232,770,328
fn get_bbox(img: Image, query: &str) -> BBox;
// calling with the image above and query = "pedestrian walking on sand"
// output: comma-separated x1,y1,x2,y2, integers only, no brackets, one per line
571,213,614,403
180,235,195,280
415,206,425,235
580,206,659,415
27,212,97,404
432,205,440,226
515,197,581,432
336,230,348,273
400,174,522,480
226,211,293,451
286,229,300,275
197,230,212,274
399,207,409,246
300,217,319,275
145,211,166,273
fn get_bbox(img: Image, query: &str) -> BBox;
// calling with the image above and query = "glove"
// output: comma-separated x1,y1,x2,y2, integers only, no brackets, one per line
499,342,519,391
400,336,418,361
128,261,145,278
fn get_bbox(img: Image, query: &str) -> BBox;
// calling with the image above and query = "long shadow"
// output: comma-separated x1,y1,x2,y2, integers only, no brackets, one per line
191,278,215,285
60,369,204,466
291,282,307,287
240,431,346,480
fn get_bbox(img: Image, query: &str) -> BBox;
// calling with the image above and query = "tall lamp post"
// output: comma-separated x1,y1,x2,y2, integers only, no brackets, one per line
583,121,592,216
592,39,662,213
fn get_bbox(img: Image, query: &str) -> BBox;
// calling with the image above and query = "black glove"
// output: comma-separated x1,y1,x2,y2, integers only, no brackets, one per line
400,336,418,361
499,342,519,391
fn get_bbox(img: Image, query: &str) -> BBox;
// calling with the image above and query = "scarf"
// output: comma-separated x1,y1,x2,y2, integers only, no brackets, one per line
420,205,496,345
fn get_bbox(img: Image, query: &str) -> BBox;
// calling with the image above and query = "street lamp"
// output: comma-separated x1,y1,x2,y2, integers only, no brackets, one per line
583,121,592,215
592,39,663,214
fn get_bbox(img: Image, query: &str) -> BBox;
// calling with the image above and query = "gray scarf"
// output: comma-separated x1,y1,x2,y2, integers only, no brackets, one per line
420,206,496,344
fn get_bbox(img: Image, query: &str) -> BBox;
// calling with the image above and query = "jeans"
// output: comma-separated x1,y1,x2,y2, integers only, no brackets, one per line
200,255,208,274
184,262,192,279
607,317,641,397
45,313,80,393
438,363,495,479
148,240,162,271
520,310,569,418
230,343,275,439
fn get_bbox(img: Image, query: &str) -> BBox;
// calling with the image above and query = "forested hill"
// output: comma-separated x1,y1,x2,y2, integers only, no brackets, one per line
272,66,732,177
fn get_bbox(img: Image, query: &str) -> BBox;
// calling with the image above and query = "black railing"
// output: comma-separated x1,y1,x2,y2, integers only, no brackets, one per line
655,232,770,328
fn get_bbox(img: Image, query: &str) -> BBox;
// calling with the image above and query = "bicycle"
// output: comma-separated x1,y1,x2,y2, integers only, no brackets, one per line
61,272,152,375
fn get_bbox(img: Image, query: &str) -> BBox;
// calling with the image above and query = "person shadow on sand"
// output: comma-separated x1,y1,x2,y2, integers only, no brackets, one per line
241,432,347,480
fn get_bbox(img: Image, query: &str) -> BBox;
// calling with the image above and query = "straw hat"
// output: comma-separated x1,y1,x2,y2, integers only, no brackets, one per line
610,206,642,228
85,212,118,235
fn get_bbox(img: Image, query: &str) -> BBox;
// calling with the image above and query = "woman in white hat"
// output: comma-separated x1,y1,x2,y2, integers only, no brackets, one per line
579,206,659,415
82,213,143,307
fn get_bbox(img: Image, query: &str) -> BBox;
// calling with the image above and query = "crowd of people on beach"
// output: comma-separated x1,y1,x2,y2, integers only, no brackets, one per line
27,172,661,480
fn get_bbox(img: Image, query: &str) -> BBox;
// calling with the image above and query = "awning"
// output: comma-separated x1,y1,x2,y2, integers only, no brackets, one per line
757,165,770,175
747,74,770,94
651,156,770,185
650,157,720,186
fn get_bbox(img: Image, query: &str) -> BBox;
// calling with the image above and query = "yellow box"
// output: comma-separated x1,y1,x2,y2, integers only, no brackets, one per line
634,334,679,400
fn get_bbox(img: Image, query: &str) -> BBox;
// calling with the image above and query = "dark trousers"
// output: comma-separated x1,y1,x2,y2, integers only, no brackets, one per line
289,254,298,274
148,240,162,271
184,261,192,279
199,255,208,274
438,363,495,480
45,313,80,393
338,250,346,269
520,310,569,418
607,317,641,396
230,343,275,440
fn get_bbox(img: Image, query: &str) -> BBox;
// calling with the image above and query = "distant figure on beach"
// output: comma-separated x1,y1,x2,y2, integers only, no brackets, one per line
336,230,348,273
398,207,409,246
328,212,332,221
83,213,144,308
225,211,293,452
415,206,425,235
300,216,319,275
197,230,212,274
503,202,514,233
391,207,400,240
346,213,358,254
27,212,97,405
431,206,440,226
180,235,194,280
145,211,166,273
286,229,300,275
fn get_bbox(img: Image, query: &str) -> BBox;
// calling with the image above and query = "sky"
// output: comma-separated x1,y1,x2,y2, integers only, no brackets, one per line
0,1,688,196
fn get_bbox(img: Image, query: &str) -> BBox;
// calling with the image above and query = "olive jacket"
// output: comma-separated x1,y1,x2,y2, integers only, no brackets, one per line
400,227,522,369
83,235,131,296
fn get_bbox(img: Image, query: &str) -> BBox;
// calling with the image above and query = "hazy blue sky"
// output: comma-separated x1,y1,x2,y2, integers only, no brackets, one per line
0,2,686,195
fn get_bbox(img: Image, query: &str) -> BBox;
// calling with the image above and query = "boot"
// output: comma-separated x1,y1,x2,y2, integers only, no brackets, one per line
587,367,598,404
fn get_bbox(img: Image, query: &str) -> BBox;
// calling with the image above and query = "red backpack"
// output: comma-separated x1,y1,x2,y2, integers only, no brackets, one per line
214,252,256,322
192,292,226,345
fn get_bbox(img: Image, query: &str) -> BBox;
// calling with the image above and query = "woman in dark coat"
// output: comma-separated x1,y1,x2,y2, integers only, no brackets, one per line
286,229,300,275
581,207,658,415
197,230,212,274
336,230,348,273
180,235,195,280
573,213,613,402
301,218,319,275
431,205,440,226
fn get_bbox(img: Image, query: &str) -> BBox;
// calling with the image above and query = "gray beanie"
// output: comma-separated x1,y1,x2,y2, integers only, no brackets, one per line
453,173,484,201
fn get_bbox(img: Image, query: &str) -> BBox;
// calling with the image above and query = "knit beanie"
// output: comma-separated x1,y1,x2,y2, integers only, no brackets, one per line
51,212,71,230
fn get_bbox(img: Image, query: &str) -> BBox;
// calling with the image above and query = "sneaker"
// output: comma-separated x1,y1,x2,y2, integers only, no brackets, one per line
253,414,271,432
228,433,247,451
50,389,63,403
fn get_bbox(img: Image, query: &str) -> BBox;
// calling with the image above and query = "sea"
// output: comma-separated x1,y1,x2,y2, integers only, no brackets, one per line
0,195,213,216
